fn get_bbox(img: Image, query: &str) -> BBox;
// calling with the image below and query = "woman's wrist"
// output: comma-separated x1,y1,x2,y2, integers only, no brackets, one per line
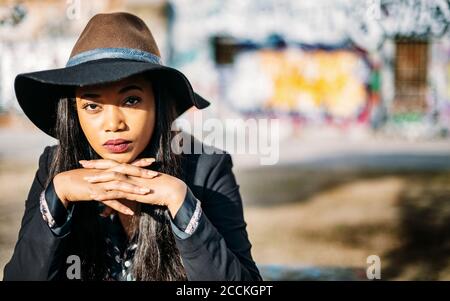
53,173,70,209
167,179,187,218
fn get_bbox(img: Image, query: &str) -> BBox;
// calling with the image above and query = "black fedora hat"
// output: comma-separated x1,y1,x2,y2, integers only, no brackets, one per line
14,12,210,138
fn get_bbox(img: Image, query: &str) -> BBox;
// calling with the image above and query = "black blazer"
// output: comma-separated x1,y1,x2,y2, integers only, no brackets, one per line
3,135,262,281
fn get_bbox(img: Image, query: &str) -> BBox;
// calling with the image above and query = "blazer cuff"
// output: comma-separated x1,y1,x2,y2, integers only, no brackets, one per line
173,207,218,254
170,186,202,239
39,180,74,236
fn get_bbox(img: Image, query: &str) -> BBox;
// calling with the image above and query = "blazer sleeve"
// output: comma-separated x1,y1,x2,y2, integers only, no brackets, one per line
3,145,69,281
174,153,262,281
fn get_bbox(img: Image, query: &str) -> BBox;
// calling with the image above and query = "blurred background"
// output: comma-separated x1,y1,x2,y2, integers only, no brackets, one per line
0,0,449,280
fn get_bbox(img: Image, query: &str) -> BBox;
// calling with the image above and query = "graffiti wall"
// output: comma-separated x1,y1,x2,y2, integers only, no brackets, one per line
430,39,450,133
168,0,449,135
224,48,373,123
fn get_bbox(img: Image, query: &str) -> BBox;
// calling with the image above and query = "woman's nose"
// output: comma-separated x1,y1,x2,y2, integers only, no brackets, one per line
103,105,126,132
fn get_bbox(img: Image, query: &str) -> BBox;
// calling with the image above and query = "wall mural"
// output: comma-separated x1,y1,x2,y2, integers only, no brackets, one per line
168,0,449,132
224,47,374,123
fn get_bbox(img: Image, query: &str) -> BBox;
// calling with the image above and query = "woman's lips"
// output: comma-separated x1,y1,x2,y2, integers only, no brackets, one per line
103,139,132,153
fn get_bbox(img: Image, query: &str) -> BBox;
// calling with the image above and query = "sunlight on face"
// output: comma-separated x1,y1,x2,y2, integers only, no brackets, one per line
75,74,156,163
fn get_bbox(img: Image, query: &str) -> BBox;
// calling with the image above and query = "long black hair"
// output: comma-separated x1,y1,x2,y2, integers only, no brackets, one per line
45,73,187,280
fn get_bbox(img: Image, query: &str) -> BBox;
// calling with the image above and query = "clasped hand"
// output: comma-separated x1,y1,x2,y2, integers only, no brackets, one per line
53,157,187,218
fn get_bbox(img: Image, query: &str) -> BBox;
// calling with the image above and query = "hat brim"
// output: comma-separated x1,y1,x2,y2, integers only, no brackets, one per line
15,58,210,138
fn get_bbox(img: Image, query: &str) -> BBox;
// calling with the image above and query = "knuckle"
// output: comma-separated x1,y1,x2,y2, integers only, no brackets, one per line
112,171,123,179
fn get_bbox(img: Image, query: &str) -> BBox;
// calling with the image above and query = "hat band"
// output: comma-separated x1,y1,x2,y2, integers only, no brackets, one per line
66,47,162,67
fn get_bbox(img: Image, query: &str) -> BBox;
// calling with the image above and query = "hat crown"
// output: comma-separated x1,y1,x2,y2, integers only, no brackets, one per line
69,12,161,59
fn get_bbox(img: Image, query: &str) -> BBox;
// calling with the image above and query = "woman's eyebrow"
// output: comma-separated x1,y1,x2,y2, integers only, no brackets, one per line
118,84,143,94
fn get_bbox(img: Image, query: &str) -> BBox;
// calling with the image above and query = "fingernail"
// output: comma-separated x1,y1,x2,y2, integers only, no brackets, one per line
145,158,155,163
146,170,158,177
139,187,150,193
127,209,134,215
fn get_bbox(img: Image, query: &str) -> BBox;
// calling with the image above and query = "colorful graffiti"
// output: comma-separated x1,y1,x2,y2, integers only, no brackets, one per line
225,48,373,121
169,0,449,135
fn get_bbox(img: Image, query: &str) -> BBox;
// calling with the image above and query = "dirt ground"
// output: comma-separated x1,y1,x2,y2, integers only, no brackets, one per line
0,159,449,280
240,168,450,280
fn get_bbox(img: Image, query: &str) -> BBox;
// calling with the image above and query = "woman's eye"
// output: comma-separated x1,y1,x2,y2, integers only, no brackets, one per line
83,103,100,111
124,96,141,106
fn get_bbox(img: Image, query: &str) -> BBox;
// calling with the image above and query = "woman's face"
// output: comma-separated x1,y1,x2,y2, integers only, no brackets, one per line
75,74,156,163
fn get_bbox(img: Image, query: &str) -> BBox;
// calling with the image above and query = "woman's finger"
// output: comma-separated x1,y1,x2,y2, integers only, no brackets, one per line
91,190,137,202
100,180,150,195
79,159,119,169
100,199,134,215
111,163,158,179
84,171,129,183
130,158,156,167
85,165,158,182
80,158,155,169
91,190,163,206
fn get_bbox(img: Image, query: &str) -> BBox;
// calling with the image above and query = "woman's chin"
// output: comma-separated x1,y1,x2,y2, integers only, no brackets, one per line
101,152,135,164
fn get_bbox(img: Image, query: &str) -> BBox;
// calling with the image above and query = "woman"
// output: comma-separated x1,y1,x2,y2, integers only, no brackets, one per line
3,12,261,281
